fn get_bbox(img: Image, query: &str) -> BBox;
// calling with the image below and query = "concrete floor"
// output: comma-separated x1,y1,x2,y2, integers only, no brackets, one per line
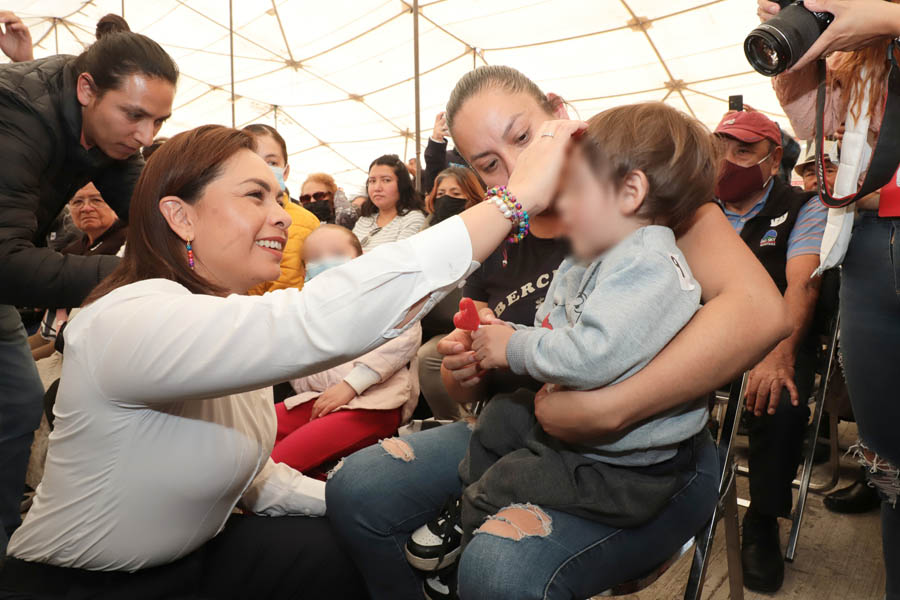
609,421,885,600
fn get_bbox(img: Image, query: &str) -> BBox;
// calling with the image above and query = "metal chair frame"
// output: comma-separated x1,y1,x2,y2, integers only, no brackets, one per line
733,268,843,562
598,374,749,600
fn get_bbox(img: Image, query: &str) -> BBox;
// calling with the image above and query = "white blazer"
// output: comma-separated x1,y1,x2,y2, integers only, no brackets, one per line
9,216,476,572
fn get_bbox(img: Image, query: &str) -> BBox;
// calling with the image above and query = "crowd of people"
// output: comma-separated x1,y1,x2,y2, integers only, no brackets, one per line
0,0,898,598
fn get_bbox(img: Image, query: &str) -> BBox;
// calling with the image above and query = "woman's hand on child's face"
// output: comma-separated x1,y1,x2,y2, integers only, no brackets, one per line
310,381,356,420
471,323,515,370
507,119,589,216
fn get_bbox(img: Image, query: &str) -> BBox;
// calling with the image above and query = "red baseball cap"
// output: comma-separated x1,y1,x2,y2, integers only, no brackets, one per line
714,111,782,146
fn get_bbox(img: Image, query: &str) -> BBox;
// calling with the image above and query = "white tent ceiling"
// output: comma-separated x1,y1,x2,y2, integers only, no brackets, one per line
5,0,790,195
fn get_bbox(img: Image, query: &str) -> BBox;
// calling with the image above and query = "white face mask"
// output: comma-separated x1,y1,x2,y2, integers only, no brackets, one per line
304,255,352,282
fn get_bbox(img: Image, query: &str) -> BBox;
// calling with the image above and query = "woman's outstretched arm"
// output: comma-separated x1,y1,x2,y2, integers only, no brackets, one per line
79,120,587,404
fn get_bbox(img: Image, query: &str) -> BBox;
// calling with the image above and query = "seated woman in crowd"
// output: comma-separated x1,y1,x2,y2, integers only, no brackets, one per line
242,123,320,293
326,65,790,600
425,166,484,226
299,172,337,224
272,224,422,478
456,101,714,567
353,154,426,251
0,121,573,598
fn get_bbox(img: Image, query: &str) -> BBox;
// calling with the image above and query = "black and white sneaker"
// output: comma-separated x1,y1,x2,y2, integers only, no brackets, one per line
406,496,463,571
423,563,458,600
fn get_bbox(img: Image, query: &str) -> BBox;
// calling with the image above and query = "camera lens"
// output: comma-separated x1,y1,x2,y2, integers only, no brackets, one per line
743,2,830,76
745,31,788,76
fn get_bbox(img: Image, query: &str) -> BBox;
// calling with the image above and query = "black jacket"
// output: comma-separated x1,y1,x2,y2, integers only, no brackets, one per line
0,55,144,307
733,178,815,295
422,137,467,194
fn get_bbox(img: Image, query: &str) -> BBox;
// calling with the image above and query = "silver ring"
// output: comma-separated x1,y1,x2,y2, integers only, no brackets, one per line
541,132,555,138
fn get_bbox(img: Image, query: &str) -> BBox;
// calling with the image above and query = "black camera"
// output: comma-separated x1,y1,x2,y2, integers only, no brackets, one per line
744,1,833,76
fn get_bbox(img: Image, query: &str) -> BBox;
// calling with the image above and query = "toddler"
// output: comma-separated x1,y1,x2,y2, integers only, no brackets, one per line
272,225,421,478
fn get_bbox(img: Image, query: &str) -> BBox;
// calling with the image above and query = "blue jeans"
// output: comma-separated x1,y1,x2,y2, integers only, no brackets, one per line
0,305,44,555
326,421,718,600
840,213,900,596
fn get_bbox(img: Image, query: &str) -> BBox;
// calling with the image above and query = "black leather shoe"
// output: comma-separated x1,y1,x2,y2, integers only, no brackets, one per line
741,510,784,593
824,477,881,514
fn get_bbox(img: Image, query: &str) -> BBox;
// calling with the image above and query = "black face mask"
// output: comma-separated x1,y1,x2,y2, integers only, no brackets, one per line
432,195,467,225
305,200,334,223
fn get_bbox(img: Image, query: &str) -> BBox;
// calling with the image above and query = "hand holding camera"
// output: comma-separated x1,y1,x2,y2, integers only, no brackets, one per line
750,0,900,75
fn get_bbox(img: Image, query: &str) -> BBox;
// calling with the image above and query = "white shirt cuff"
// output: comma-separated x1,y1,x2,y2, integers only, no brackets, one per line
241,459,326,517
344,364,381,395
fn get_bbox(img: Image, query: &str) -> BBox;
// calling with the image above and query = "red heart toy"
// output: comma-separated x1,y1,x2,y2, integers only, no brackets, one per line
453,297,481,331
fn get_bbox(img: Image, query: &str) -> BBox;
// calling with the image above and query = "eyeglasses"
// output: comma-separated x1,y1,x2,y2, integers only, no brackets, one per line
300,192,333,204
70,197,106,208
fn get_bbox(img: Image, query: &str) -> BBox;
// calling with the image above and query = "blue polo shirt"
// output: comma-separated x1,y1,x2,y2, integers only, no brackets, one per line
719,181,827,261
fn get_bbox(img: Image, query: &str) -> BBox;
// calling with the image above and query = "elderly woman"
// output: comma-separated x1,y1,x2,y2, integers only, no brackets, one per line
0,122,574,599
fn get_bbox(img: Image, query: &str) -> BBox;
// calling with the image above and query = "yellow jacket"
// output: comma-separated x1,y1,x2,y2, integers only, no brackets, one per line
248,200,319,295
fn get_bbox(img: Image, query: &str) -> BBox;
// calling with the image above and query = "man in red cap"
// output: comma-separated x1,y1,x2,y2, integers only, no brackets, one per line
714,110,828,593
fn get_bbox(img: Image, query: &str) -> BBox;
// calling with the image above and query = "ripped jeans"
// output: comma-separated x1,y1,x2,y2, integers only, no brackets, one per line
326,418,718,599
840,212,900,595
459,391,692,546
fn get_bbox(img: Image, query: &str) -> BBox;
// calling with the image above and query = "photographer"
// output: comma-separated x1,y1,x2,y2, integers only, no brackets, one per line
759,0,900,594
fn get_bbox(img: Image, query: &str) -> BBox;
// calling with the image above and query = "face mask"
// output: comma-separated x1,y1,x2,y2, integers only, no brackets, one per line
304,255,351,282
715,153,772,204
268,165,286,192
432,195,467,225
305,199,334,223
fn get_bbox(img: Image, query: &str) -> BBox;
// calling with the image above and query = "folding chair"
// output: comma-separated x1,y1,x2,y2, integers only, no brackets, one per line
597,374,748,600
785,267,842,562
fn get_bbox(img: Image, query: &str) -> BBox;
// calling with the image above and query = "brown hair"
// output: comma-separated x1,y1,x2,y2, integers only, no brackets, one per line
242,124,288,164
85,125,256,304
302,173,338,195
446,65,562,132
580,102,719,234
305,224,363,258
425,167,485,213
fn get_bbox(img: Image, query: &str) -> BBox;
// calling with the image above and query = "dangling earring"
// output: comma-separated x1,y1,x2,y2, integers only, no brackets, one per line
186,239,195,270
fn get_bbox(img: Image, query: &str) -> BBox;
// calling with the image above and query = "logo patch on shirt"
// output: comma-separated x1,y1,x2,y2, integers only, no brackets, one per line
760,229,778,247
770,212,789,227
668,254,696,291
541,314,553,330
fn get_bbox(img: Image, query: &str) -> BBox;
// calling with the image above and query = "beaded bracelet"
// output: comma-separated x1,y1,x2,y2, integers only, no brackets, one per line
485,185,530,243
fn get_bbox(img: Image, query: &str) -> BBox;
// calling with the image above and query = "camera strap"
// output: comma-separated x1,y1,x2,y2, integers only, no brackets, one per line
816,39,900,208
